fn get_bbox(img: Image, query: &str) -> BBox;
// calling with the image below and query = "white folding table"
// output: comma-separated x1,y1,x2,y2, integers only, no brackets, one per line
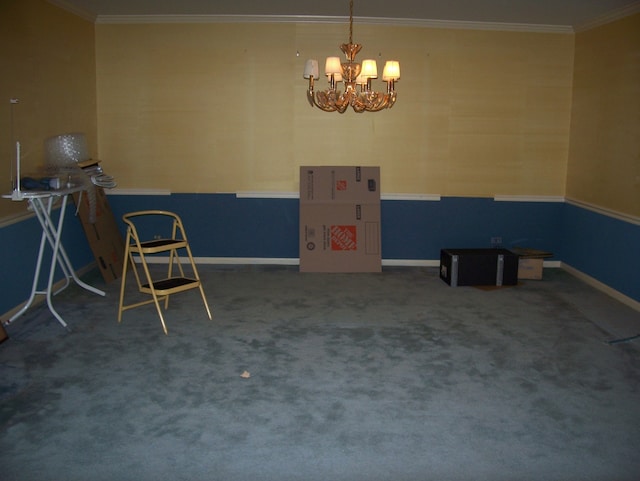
3,186,106,329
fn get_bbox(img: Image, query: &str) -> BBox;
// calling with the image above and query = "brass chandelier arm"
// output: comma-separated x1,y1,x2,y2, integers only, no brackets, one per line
308,75,397,113
354,92,395,112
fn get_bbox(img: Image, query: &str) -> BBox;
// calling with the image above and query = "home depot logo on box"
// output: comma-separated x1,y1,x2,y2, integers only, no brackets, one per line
336,179,347,191
331,225,357,250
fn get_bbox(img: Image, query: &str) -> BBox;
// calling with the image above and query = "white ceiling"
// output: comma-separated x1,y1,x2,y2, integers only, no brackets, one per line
51,0,640,30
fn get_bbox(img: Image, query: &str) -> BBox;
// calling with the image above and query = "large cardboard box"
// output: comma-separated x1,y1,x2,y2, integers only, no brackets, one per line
300,166,381,272
440,248,519,287
72,186,125,283
300,166,380,204
300,202,381,272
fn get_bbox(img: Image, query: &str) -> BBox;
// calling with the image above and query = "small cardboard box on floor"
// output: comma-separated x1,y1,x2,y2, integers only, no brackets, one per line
300,166,381,273
511,247,554,280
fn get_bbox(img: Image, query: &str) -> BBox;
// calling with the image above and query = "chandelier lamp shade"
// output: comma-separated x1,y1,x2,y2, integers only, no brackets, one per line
303,0,400,113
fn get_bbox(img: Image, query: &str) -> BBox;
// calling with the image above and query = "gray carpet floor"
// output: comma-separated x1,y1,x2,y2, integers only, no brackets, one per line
1,265,639,481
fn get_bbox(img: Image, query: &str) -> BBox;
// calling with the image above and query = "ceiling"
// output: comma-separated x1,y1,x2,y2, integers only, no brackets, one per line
51,0,640,30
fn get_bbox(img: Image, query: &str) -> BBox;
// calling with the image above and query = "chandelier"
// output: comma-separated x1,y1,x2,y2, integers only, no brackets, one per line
303,0,400,113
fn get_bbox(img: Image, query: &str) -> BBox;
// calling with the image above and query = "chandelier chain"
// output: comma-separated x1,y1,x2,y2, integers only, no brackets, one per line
349,0,353,45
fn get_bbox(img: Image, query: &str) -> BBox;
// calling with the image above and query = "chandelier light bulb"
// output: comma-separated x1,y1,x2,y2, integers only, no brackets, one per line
325,57,342,75
361,59,378,79
382,61,401,81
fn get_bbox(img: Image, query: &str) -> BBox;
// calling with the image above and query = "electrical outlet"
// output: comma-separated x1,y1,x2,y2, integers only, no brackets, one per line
491,236,502,246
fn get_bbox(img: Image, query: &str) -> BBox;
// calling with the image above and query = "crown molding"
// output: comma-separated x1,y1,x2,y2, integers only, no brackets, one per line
94,14,573,34
49,0,640,34
47,0,97,22
575,1,640,32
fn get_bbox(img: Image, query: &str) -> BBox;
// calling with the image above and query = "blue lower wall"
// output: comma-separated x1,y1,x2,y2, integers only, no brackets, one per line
107,194,300,258
1,193,638,316
561,203,640,302
381,197,563,260
106,194,564,260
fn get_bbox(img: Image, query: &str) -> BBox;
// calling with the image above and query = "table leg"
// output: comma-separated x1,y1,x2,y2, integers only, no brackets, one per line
7,202,51,323
8,193,105,329
44,194,71,329
38,196,106,297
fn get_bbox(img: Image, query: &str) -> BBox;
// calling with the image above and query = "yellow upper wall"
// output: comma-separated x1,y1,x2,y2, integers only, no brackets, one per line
5,3,637,220
0,0,97,220
95,21,574,197
567,13,640,217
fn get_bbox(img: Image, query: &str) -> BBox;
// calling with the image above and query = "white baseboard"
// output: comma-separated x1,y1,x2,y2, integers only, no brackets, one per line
141,256,551,268
5,258,637,324
193,257,299,265
143,257,440,267
382,259,439,267
142,256,561,269
142,257,638,312
561,262,640,312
